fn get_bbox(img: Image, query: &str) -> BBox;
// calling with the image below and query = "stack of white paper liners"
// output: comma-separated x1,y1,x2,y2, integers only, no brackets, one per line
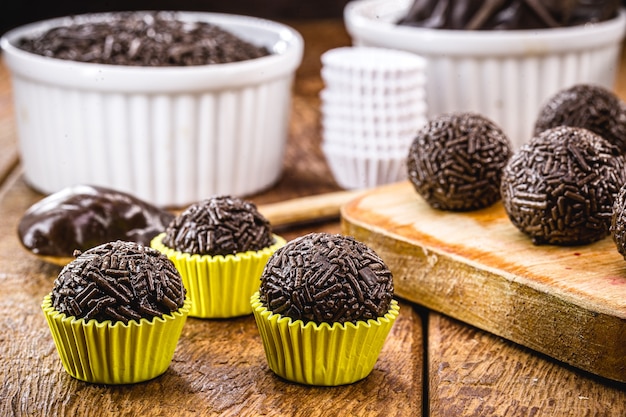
320,46,427,189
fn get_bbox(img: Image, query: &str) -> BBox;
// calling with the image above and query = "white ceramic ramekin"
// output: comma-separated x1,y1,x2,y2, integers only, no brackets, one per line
344,0,626,149
1,12,303,207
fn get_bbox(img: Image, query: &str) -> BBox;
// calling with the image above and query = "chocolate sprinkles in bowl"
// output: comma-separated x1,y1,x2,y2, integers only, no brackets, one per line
17,11,271,66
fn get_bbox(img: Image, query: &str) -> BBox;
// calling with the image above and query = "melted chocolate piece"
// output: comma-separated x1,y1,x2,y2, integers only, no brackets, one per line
534,84,626,153
18,185,174,258
407,112,512,211
52,241,186,323
501,126,626,245
162,195,274,256
18,11,271,66
397,0,620,30
259,233,394,325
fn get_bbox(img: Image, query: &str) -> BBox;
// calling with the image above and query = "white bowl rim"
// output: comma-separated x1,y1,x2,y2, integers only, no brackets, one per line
344,0,626,56
0,11,304,92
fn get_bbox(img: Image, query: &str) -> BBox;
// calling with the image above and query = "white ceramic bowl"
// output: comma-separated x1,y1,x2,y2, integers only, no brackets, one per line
1,11,303,207
344,0,626,149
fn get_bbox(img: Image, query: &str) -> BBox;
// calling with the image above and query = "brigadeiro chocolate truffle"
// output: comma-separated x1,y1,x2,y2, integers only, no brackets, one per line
251,232,399,386
52,240,186,323
152,195,286,318
407,112,513,211
42,240,190,384
258,232,394,324
161,195,275,256
534,84,626,153
610,184,626,258
501,126,626,245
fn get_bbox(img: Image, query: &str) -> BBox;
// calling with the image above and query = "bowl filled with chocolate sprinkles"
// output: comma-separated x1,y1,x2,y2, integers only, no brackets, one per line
0,11,303,207
345,0,626,149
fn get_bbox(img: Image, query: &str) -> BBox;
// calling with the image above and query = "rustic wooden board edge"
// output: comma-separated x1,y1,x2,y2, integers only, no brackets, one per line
340,193,626,384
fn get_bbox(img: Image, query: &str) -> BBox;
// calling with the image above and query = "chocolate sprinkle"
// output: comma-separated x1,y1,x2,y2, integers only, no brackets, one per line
501,126,626,245
407,112,513,211
534,84,626,153
51,241,186,323
18,11,271,67
162,195,274,256
259,233,394,325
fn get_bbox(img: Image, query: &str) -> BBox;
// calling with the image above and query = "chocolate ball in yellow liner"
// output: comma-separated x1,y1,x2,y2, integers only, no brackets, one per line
42,240,191,384
151,195,286,318
251,232,399,386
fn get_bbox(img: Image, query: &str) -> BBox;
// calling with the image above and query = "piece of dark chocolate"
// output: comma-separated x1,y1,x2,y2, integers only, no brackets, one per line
397,0,621,30
18,11,271,66
501,126,626,245
534,84,626,153
162,195,274,256
259,232,394,325
18,185,174,258
51,240,186,323
407,112,512,211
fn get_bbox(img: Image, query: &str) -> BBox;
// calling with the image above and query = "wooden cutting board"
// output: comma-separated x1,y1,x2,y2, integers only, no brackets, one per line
340,181,626,383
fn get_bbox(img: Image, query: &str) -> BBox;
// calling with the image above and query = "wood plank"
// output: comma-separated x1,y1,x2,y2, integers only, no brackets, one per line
341,181,626,383
428,312,626,416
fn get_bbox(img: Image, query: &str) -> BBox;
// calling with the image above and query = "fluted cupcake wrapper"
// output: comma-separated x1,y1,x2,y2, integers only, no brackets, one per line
251,292,400,386
42,294,191,384
151,233,286,318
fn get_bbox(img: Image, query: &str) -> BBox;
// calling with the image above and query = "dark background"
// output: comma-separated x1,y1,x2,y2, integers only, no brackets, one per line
1,1,351,34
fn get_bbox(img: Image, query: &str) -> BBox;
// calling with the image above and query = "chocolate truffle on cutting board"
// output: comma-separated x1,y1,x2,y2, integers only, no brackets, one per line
533,84,626,153
501,126,626,245
259,232,394,325
407,112,513,211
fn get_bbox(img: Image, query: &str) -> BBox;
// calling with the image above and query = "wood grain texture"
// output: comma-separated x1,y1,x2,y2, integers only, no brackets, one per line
341,181,626,383
428,313,626,417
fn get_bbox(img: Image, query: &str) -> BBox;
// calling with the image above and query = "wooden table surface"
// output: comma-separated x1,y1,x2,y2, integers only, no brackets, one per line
1,19,625,417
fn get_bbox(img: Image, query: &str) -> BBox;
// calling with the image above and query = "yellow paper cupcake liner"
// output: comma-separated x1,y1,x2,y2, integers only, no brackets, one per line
250,292,400,386
42,294,190,385
151,233,286,318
